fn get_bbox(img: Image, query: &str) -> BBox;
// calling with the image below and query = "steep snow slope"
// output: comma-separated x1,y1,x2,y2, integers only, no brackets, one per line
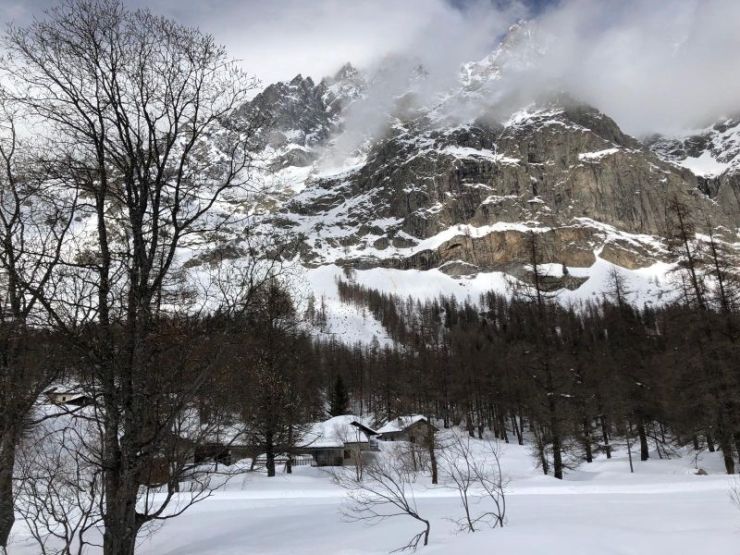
301,265,394,346
304,254,675,309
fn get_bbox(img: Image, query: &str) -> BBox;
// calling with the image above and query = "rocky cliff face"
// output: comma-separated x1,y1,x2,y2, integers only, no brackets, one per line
646,118,740,224
251,94,732,275
218,26,739,287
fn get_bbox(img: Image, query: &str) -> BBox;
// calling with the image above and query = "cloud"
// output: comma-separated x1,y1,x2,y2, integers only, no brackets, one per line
491,0,740,135
200,0,740,136
181,0,525,89
1,0,524,89
3,0,738,136
315,0,527,159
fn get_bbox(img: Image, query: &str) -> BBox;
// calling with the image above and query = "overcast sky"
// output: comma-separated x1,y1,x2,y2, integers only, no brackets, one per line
0,0,538,84
1,0,738,135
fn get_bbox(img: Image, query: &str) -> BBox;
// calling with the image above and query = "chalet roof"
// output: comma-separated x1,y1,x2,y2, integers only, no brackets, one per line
302,415,376,449
44,386,91,404
45,385,83,396
376,415,430,435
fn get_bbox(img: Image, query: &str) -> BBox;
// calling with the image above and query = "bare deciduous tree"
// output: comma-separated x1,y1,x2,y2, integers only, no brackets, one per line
439,433,477,532
336,448,431,552
0,100,78,551
470,438,507,529
3,1,263,552
439,432,507,533
15,419,102,555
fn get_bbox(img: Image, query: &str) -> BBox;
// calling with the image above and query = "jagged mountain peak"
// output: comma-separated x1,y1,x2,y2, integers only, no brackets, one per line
212,29,739,296
320,62,367,113
326,62,362,83
460,19,547,90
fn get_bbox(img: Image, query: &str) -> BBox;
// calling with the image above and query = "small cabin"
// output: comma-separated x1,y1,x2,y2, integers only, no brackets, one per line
190,425,254,467
193,442,253,466
301,415,378,467
45,387,92,407
377,416,437,443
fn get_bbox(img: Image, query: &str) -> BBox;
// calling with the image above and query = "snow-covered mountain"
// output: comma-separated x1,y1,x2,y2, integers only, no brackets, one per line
184,23,740,342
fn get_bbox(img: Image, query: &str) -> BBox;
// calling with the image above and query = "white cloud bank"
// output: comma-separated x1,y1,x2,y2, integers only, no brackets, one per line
192,0,740,136
2,0,739,135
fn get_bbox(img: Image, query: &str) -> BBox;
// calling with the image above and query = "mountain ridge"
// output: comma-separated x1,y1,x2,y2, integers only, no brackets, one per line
201,23,740,308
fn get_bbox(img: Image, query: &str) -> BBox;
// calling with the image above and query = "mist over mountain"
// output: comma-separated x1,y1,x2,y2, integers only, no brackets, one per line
206,15,739,308
215,0,740,137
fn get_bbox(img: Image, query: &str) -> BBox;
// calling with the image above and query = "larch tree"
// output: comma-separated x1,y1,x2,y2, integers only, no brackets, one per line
516,232,566,479
329,374,350,417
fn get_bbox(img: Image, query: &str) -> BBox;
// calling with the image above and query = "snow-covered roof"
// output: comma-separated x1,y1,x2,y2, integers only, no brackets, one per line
376,415,428,435
301,415,375,448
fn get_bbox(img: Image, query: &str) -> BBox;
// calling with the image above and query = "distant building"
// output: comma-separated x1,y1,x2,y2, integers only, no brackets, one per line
193,441,253,466
44,387,92,407
376,416,437,443
301,415,378,466
189,424,253,467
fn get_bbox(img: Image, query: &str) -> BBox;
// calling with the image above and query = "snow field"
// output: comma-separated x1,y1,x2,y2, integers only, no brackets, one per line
9,428,739,554
128,437,738,555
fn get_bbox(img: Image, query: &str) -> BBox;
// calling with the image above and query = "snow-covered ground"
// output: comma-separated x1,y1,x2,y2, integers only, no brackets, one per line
11,434,737,554
127,442,740,555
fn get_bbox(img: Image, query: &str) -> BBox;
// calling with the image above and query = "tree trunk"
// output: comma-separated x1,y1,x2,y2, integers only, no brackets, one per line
497,411,509,443
627,421,635,473
491,408,500,438
511,414,523,446
546,366,563,479
427,420,438,485
706,430,716,452
650,423,664,460
0,436,16,550
265,431,276,478
551,426,564,479
286,426,293,474
637,419,649,461
534,425,549,475
716,421,735,474
601,415,612,459
582,418,593,463
732,432,740,473
103,477,142,555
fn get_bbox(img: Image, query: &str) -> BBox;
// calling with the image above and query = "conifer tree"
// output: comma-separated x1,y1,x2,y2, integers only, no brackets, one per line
329,374,351,416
